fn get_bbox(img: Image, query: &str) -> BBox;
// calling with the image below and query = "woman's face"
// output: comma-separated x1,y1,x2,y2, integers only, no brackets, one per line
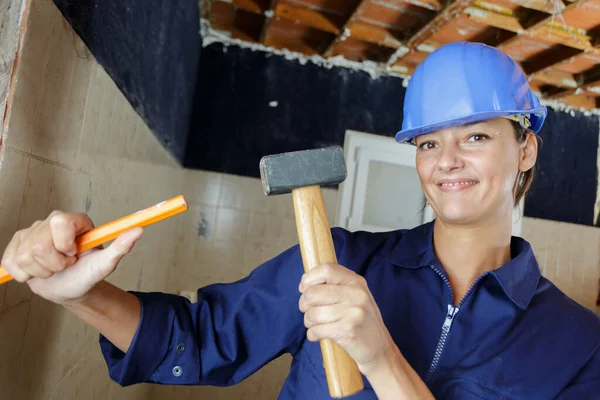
414,118,537,226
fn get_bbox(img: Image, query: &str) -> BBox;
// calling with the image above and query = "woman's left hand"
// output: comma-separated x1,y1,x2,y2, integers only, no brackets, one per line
298,263,396,377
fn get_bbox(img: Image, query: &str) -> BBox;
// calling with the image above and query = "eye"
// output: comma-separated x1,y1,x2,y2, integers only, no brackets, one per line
418,141,436,150
468,134,489,142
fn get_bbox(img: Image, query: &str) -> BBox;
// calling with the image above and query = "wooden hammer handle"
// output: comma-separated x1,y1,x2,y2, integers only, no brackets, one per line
292,185,364,398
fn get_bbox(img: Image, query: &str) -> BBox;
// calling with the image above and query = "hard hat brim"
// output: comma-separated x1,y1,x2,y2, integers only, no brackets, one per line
395,106,547,143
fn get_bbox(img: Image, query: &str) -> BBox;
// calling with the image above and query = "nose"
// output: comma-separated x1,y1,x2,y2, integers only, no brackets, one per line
436,142,464,172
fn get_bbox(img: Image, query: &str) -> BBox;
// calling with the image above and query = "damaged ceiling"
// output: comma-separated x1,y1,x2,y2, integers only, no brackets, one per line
204,0,600,111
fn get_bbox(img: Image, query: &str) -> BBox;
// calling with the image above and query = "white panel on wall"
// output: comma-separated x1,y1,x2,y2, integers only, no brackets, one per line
336,130,435,233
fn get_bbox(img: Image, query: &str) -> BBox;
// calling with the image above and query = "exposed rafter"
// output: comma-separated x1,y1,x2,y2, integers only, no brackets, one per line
464,5,524,33
509,0,566,13
530,48,600,84
323,1,372,57
530,69,578,89
497,0,594,52
546,65,600,98
386,0,473,66
521,46,582,75
206,0,600,110
274,3,343,33
233,0,266,13
260,0,280,44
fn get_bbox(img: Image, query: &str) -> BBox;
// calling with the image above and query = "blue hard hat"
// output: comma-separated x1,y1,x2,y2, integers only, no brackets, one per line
395,42,547,143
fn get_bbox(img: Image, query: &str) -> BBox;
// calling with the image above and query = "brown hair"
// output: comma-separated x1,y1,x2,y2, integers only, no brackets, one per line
509,119,537,207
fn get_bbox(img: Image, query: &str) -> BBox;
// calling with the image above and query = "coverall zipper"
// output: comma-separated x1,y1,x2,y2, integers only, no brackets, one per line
425,266,489,385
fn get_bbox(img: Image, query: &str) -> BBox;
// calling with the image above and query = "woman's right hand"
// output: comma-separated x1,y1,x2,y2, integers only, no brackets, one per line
1,211,143,305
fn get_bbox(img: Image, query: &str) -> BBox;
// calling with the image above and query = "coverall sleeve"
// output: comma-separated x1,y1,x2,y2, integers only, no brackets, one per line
99,228,351,386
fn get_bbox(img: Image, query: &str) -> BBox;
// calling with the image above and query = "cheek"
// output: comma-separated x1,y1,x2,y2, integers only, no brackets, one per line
415,156,433,182
469,148,519,190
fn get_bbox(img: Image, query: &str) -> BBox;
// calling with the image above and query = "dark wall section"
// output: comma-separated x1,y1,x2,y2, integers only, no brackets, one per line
526,111,599,226
188,43,599,226
53,0,201,161
185,43,406,175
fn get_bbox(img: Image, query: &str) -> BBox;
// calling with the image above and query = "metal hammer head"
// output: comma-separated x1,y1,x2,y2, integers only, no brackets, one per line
260,146,347,196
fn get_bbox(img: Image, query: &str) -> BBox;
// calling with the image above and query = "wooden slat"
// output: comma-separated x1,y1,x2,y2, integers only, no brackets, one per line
349,21,403,48
402,0,443,11
323,0,372,57
387,0,472,65
560,93,599,108
274,3,342,33
497,0,593,52
509,0,565,13
530,25,592,51
586,83,600,95
465,2,591,49
214,24,259,42
266,35,319,54
547,66,600,98
405,0,472,49
530,48,600,76
530,69,578,88
464,6,524,32
212,0,265,14
521,46,581,75
260,0,280,43
210,1,236,26
233,0,265,13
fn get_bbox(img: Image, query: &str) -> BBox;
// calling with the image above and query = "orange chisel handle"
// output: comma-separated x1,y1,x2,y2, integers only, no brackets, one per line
0,195,188,285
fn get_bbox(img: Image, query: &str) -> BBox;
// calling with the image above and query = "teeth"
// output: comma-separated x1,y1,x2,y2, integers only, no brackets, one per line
440,181,477,187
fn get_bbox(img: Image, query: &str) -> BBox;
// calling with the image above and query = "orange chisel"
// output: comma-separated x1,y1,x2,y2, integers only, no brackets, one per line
0,195,188,285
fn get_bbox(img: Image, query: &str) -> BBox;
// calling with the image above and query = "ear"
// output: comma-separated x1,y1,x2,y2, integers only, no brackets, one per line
519,132,538,172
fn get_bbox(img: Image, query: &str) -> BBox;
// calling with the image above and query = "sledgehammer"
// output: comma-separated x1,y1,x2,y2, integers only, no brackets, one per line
259,146,364,398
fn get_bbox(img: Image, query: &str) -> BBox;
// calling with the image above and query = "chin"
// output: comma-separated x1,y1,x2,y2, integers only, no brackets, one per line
434,202,483,225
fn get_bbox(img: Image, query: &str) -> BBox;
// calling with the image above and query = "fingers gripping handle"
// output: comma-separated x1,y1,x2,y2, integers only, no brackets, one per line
0,195,188,285
293,185,364,398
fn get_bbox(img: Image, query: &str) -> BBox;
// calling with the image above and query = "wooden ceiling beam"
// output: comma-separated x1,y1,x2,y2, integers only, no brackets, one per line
401,0,442,11
497,0,593,52
260,0,280,43
323,0,372,57
274,3,342,34
521,46,582,75
464,6,524,33
406,0,472,49
211,0,265,14
350,22,404,48
529,48,600,78
266,36,319,54
560,93,600,109
386,0,472,66
508,0,565,14
262,3,404,49
529,25,592,51
530,69,578,89
233,0,265,14
546,66,600,98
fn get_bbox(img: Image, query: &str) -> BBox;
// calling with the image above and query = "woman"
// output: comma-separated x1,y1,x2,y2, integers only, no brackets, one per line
2,42,599,399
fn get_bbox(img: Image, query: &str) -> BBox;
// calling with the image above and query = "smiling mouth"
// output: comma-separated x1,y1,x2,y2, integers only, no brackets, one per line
439,181,478,187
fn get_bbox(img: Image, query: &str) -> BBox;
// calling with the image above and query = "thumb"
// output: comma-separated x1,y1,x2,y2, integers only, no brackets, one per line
88,228,144,281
